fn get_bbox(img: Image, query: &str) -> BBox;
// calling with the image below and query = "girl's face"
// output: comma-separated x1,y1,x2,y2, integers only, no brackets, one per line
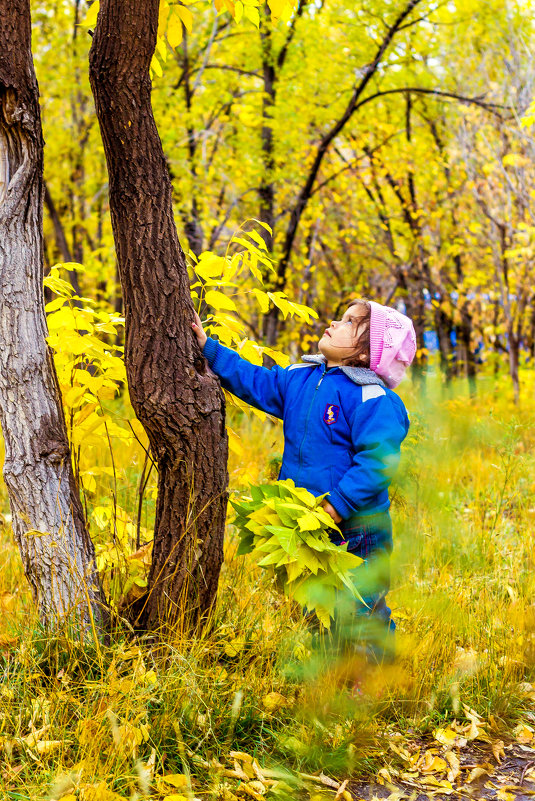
318,305,369,366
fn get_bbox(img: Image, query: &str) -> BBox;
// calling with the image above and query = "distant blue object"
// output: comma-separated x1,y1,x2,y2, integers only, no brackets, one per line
423,331,439,352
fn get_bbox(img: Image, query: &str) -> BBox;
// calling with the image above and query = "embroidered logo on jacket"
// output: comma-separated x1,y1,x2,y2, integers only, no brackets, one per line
323,404,339,425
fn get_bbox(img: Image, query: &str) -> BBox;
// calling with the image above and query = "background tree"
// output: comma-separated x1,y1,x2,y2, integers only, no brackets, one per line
0,0,104,628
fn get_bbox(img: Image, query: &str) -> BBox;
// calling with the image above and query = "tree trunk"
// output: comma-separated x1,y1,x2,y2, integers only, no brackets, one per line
0,0,105,630
89,0,229,633
508,325,520,405
434,304,454,387
459,303,476,397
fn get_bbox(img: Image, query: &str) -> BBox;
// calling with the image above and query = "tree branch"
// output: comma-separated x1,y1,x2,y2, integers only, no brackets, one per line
275,0,424,290
354,86,506,117
276,0,309,71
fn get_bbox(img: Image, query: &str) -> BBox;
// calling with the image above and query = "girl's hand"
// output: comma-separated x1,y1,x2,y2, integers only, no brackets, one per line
191,311,207,349
321,500,342,524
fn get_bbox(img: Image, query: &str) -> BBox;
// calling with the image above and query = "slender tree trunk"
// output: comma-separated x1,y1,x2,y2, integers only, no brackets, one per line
431,298,454,387
0,0,105,630
508,325,520,405
43,182,83,298
459,303,476,397
259,6,276,252
179,30,204,258
89,0,228,633
259,6,278,346
405,290,427,390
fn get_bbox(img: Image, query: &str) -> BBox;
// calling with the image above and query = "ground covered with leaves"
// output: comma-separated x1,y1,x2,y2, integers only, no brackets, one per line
1,373,535,800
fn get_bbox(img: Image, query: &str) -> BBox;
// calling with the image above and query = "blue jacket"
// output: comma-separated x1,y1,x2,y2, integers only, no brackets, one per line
203,338,410,519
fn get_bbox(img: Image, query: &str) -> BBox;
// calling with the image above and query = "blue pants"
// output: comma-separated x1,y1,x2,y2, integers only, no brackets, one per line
330,511,395,663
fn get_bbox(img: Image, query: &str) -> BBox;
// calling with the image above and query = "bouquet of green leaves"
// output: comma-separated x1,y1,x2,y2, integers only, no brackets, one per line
231,479,364,628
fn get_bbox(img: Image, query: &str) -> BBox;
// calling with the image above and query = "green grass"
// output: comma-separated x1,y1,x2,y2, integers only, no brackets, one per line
1,369,535,799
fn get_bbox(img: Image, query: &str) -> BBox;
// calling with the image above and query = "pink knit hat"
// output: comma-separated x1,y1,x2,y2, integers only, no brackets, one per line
369,301,417,388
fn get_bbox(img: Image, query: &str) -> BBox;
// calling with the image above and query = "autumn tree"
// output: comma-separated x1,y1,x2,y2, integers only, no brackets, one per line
89,0,230,632
0,0,104,629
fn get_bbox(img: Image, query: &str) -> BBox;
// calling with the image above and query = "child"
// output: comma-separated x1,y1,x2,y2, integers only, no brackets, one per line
192,299,416,661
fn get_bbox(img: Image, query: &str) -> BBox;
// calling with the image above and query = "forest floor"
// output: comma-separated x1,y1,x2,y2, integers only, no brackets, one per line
349,740,535,800
2,371,535,800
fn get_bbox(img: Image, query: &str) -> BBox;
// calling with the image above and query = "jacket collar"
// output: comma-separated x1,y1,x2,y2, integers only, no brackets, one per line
302,354,386,387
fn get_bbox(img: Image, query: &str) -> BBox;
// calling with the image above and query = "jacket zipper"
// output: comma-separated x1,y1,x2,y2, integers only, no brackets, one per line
295,368,325,484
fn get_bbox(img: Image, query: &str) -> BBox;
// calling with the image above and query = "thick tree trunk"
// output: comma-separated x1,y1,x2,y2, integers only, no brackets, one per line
0,0,104,630
89,0,228,633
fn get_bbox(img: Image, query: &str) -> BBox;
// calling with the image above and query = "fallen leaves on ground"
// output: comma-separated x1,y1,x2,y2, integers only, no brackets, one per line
366,713,535,801
185,748,353,800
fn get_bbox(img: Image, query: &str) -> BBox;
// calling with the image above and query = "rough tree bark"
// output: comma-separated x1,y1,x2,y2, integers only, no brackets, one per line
89,0,229,633
0,0,104,629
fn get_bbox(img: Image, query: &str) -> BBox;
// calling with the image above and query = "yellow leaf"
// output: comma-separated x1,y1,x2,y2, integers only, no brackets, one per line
227,426,244,456
167,12,183,48
81,782,125,801
0,593,15,611
262,691,287,712
268,0,288,18
238,339,263,366
444,750,460,783
158,0,170,36
244,5,259,26
151,54,163,77
496,791,516,801
65,385,87,409
229,750,253,762
514,723,534,743
196,252,226,279
418,750,447,773
492,739,505,763
81,0,99,27
434,727,461,746
243,781,266,800
466,766,489,783
35,739,67,756
177,5,193,32
162,795,188,801
252,288,270,314
156,36,168,61
161,774,189,788
224,636,245,657
81,473,97,494
205,289,237,311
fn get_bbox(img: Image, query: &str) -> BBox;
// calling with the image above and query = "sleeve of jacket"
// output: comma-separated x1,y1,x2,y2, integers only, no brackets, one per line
328,392,409,519
203,337,288,419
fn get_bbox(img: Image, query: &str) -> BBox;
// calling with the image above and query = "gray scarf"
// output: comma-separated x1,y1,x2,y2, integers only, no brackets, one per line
301,354,385,387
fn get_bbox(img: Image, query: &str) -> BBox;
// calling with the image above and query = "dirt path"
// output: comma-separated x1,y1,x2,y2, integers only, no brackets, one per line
348,742,535,800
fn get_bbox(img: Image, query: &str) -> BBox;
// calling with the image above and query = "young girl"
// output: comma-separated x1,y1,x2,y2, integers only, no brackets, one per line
192,299,416,661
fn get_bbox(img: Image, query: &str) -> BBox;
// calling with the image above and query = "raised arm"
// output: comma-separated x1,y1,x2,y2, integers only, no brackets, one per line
192,313,288,418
